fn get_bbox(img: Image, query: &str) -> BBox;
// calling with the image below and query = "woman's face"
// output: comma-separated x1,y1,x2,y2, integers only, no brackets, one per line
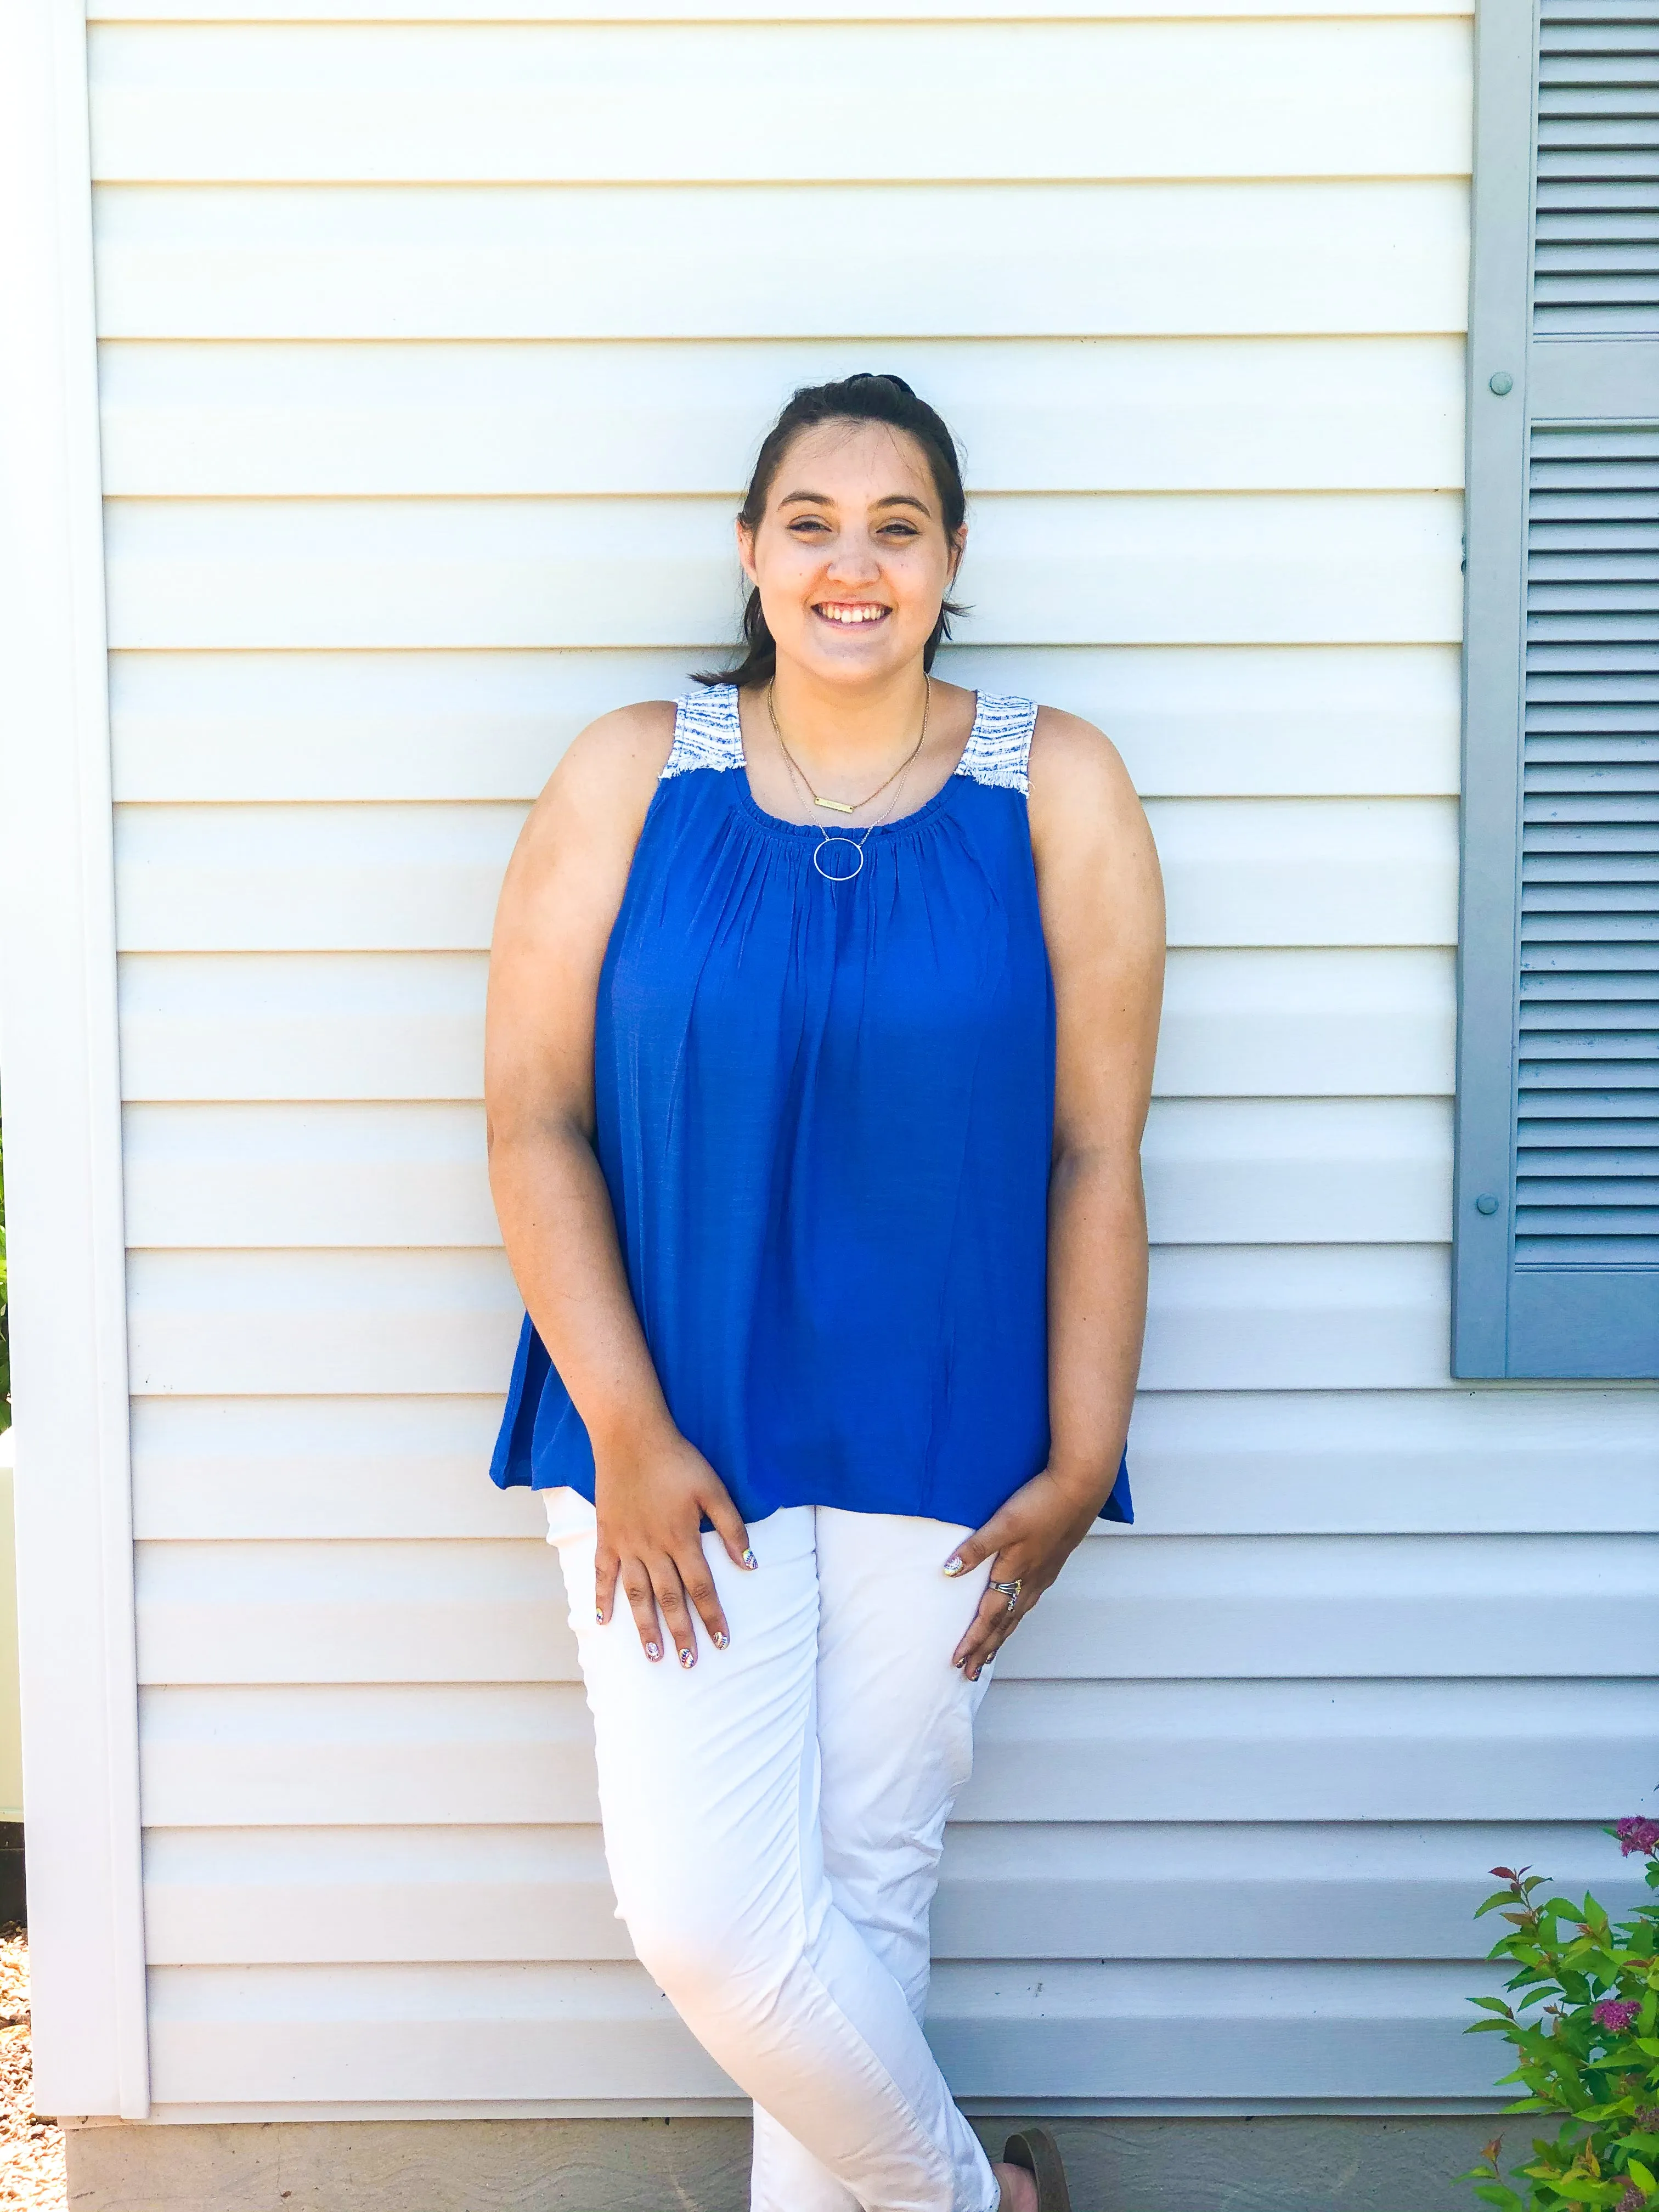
737,420,963,687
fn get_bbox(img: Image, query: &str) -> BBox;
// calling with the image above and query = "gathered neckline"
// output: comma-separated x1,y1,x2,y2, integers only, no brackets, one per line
732,689,986,843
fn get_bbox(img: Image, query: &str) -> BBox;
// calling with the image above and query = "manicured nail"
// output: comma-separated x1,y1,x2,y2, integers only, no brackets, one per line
742,1549,758,1571
713,1630,729,1651
944,1556,965,1577
679,1646,695,1669
594,1607,604,1624
645,1641,661,1662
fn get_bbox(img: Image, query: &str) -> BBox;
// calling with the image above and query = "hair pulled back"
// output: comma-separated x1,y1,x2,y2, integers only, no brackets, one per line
697,373,968,691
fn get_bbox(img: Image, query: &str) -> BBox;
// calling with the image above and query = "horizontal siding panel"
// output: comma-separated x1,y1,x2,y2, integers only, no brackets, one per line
132,1533,1659,1685
102,494,1464,651
111,798,1458,955
143,1821,1644,1967
123,1101,500,1248
109,645,1463,804
97,338,1467,499
964,1676,1652,1824
117,952,489,1103
1157,949,1455,1097
936,1821,1638,1965
1151,799,1458,948
88,22,1471,184
126,1390,1659,1541
138,1682,603,1827
146,1959,730,2104
1142,1099,1452,1243
114,949,1456,1103
137,1677,1654,1826
126,1246,524,1397
136,1537,574,1686
146,1957,1504,2105
87,0,1480,22
1141,1245,1450,1391
129,1396,549,1541
143,1824,629,1966
124,1244,1452,1396
114,802,524,955
120,1097,1452,1250
92,180,1472,341
1126,1387,1659,1533
930,1960,1504,2102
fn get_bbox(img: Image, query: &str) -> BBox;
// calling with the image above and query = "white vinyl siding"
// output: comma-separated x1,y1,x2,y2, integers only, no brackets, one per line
89,0,1659,2123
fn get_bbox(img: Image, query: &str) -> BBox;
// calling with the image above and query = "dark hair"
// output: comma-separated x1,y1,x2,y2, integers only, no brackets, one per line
696,373,968,691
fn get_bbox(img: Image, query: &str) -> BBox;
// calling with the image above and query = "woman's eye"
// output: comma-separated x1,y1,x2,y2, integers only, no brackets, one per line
789,518,829,535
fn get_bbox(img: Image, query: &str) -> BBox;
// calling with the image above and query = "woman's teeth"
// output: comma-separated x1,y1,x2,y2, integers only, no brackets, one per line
817,605,888,624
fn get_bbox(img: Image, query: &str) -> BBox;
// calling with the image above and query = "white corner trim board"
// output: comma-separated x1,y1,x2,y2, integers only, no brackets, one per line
0,0,150,2121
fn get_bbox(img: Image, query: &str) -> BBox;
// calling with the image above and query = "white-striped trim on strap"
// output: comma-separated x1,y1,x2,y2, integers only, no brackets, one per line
955,693,1038,795
662,685,746,778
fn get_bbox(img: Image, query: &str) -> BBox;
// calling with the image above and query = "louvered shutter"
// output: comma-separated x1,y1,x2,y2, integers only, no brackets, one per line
1453,0,1658,1378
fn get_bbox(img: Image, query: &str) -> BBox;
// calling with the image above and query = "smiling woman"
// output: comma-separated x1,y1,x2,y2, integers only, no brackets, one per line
483,373,1165,2212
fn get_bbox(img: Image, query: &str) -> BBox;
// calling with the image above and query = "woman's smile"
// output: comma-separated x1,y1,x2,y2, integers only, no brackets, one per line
813,600,891,627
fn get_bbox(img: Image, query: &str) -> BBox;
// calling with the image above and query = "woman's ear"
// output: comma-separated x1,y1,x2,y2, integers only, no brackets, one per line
947,526,968,590
736,515,759,588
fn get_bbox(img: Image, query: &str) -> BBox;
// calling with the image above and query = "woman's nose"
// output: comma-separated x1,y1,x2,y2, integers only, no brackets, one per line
823,540,881,583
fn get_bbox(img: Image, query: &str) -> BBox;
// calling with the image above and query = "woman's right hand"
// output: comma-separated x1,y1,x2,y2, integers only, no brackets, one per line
593,1419,754,1669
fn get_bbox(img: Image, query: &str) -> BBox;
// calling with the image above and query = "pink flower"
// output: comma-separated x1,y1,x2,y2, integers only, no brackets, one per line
1617,2185,1646,2212
1592,1997,1641,2034
1614,1817,1659,1859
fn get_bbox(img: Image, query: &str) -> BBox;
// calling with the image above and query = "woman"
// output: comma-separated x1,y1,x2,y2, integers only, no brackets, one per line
486,374,1165,2212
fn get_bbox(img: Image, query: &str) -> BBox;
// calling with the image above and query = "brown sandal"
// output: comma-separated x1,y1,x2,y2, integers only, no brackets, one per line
1002,2126,1073,2212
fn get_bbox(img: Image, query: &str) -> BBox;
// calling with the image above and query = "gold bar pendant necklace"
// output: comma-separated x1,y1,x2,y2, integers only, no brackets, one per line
766,678,929,815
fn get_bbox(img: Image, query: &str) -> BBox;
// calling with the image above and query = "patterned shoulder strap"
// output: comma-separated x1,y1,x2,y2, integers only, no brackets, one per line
662,685,746,779
953,694,1039,797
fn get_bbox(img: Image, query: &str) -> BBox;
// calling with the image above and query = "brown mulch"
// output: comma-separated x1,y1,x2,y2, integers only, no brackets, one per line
0,1929,64,2212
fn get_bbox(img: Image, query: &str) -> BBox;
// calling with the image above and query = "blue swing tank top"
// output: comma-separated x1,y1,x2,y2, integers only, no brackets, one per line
489,685,1132,1531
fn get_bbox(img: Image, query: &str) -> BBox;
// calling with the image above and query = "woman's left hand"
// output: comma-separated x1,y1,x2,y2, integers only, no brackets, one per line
944,1467,1110,1680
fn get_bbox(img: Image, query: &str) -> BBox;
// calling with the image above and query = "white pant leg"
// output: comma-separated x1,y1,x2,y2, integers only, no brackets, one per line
545,1492,1000,2212
750,1509,996,2212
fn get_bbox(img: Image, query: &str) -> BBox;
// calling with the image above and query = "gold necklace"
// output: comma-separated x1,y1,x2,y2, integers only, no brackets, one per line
765,679,929,815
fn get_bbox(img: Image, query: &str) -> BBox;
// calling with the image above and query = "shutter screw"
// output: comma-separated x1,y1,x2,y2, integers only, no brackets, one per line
1475,1193,1500,1215
1488,372,1514,396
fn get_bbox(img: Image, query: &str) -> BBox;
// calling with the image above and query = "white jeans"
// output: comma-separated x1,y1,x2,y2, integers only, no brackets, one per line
545,1492,1000,2212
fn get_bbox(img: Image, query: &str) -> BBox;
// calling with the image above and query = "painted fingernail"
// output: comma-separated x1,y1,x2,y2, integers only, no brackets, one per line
594,1607,604,1624
742,1549,758,1571
944,1556,965,1577
645,1641,661,1662
679,1646,695,1669
713,1630,729,1651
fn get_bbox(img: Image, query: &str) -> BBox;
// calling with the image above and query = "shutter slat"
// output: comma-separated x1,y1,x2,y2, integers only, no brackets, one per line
1526,764,1659,783
1520,998,1659,1022
1517,1088,1659,1113
1519,1131,1659,1156
1521,946,1659,969
1519,1173,1659,1194
1513,1232,1659,1257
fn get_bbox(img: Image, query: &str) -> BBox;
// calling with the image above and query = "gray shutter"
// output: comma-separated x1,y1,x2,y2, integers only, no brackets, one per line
1453,0,1658,1379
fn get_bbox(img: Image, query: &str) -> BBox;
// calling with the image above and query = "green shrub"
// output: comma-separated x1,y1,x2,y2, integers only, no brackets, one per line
1464,1820,1659,2212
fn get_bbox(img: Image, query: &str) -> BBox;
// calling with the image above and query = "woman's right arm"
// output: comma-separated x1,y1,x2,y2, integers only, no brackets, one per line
484,703,752,1668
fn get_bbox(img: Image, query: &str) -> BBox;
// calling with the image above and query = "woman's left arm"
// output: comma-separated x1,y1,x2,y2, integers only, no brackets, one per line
948,708,1165,1678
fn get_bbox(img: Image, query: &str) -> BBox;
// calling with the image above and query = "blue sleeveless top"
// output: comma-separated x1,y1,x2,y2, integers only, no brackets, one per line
490,685,1132,1531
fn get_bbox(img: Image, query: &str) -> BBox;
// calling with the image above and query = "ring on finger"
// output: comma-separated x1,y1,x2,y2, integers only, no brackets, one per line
988,1577,1021,1613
